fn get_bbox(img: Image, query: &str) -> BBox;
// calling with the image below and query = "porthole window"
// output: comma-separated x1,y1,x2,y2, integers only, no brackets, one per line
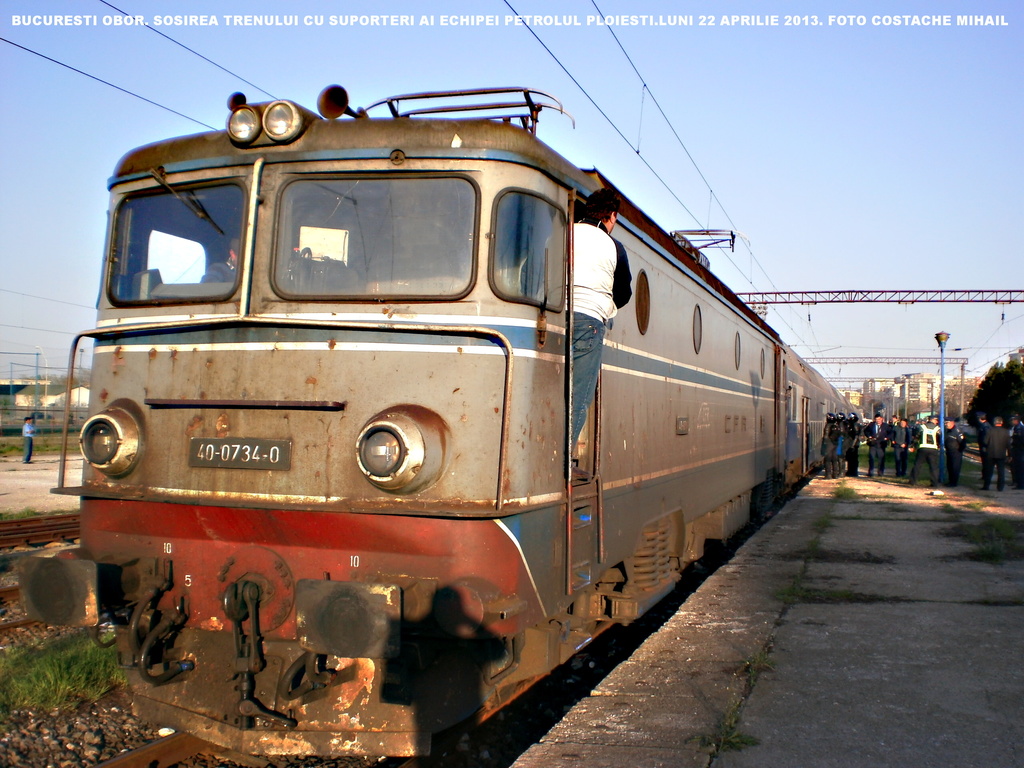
635,270,651,335
692,304,703,354
734,332,742,370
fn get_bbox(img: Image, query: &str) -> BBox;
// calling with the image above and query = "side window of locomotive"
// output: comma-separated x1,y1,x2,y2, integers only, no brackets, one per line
491,191,566,311
274,177,476,299
109,184,245,303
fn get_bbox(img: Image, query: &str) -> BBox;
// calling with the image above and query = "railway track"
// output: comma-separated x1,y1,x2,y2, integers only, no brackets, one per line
94,731,418,768
0,512,80,548
93,732,215,767
0,512,81,631
0,583,39,631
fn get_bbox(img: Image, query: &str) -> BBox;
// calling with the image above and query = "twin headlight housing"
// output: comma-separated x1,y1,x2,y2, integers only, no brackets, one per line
227,96,312,146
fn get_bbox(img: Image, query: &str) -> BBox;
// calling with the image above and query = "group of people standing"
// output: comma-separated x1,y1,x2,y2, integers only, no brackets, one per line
820,412,864,480
821,410,1024,491
974,412,1024,491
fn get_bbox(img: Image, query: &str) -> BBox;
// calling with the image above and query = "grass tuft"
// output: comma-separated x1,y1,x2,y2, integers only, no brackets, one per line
959,518,1022,563
742,650,775,687
0,509,43,521
693,697,759,755
831,483,859,500
0,633,125,720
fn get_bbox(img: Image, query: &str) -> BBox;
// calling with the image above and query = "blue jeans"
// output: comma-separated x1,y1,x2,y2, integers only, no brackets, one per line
571,312,606,447
23,437,33,463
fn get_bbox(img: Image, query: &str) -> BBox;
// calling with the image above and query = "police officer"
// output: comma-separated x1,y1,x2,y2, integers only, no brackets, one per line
909,415,941,488
821,413,844,480
844,412,861,477
944,417,967,487
984,416,1011,491
975,411,991,490
1011,414,1024,490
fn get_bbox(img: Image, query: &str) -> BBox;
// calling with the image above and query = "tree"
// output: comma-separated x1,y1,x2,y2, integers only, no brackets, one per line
967,359,1024,423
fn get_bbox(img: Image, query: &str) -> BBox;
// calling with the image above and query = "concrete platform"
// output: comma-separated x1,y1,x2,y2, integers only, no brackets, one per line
512,477,1024,768
0,454,82,514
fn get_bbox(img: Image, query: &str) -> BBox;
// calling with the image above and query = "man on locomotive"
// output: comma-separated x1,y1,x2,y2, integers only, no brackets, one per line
570,188,632,468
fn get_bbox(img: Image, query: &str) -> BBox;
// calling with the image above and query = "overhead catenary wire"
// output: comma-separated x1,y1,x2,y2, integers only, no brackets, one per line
586,0,780,291
96,0,277,101
498,0,706,231
0,36,217,130
500,0,814,349
0,288,94,311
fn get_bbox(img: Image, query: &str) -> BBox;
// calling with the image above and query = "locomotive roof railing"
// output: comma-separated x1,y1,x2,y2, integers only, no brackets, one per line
362,87,574,134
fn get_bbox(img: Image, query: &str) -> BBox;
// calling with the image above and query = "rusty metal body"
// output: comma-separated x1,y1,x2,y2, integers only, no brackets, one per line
19,88,847,757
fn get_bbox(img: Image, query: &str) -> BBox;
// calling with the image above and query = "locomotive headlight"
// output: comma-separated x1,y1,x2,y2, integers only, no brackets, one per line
356,407,449,494
227,105,262,144
80,406,142,476
359,428,405,477
262,100,305,142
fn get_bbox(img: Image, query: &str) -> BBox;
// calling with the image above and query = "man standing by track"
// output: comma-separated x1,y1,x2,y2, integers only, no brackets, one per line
909,415,941,488
844,413,862,477
983,416,1011,491
975,411,991,490
1009,414,1024,490
944,417,967,487
22,416,35,464
821,413,843,480
864,413,892,477
892,418,911,477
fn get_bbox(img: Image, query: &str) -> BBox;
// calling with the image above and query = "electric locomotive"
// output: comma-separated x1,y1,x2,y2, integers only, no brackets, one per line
20,86,847,757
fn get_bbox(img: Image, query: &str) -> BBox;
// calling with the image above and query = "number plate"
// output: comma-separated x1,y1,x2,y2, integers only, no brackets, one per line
189,438,292,470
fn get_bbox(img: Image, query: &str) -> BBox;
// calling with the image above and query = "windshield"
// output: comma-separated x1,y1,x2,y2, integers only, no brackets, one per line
274,177,475,299
109,183,246,303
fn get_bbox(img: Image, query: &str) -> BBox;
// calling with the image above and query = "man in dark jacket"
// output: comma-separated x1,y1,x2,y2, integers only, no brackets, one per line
943,418,967,487
821,413,844,480
844,413,861,477
892,418,911,477
976,411,991,488
864,413,892,477
982,416,1011,491
1010,414,1024,490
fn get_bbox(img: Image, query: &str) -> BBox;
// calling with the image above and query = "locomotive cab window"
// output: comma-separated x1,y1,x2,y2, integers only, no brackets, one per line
490,190,565,310
109,183,245,303
273,176,476,300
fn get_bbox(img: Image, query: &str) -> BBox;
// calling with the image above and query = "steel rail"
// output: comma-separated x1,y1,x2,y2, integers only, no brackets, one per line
93,733,213,768
0,513,80,548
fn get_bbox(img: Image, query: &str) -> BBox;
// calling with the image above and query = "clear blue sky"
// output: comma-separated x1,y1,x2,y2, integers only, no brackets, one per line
1,0,1021,388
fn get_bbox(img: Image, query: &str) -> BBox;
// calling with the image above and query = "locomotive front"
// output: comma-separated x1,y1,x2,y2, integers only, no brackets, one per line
19,88,581,756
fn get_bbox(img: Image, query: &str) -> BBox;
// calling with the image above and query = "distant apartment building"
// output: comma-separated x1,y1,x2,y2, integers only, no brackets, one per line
900,372,940,406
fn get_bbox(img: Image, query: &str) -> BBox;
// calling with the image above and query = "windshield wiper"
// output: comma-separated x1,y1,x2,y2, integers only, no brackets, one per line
149,167,225,235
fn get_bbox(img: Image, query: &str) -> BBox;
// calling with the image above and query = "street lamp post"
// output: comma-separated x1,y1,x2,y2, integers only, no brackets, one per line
935,332,949,484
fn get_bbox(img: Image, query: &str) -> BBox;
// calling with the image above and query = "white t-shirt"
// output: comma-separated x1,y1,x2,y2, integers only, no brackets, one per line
572,221,618,323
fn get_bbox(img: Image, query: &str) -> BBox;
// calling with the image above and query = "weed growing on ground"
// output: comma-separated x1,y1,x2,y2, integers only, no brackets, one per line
956,518,1023,563
0,633,125,720
961,501,990,512
832,484,859,500
0,509,41,520
812,512,834,533
693,697,759,755
743,650,775,687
